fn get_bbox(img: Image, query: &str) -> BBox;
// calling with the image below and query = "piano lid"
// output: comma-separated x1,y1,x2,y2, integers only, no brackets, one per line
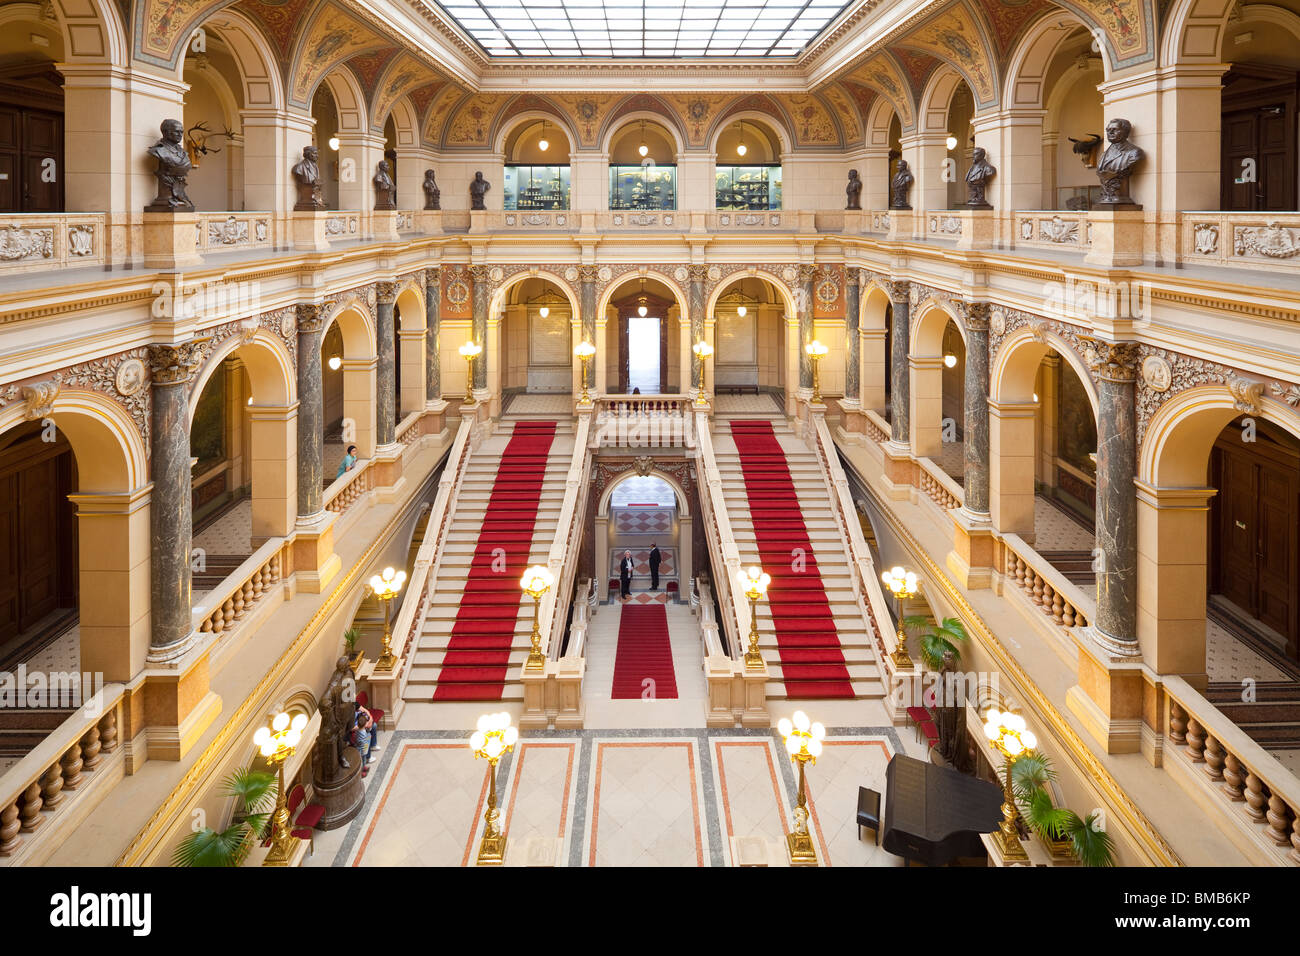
881,753,1005,866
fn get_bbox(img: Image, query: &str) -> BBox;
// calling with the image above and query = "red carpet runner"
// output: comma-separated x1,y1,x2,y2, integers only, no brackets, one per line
729,420,853,699
610,604,678,699
432,421,557,701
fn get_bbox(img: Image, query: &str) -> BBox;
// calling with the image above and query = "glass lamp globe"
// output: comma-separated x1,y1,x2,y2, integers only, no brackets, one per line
777,717,793,738
328,356,342,371
470,730,486,752
737,304,747,316
328,136,340,151
793,710,810,733
737,142,747,157
639,143,649,158
539,305,549,318
785,734,800,755
944,353,957,368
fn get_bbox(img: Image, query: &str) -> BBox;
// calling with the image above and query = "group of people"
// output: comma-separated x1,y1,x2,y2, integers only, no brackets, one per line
618,543,662,599
351,701,379,778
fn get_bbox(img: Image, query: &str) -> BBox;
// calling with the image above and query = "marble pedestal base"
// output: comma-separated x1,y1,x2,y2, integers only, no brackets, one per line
947,508,995,589
373,209,400,241
887,208,915,241
880,441,914,500
143,212,202,270
313,746,365,830
1067,631,1144,754
417,210,443,234
291,210,331,252
953,208,994,250
292,510,341,593
1085,208,1145,267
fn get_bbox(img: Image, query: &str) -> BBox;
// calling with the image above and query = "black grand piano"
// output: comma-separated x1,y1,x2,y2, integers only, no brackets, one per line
880,754,1004,866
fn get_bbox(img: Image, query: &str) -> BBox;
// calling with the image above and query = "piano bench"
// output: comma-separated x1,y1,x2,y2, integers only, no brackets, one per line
856,786,881,845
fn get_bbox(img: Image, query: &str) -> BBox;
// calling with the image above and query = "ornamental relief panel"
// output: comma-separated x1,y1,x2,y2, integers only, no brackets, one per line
987,307,1098,391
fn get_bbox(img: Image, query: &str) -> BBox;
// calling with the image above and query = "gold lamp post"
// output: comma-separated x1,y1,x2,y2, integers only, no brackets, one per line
983,707,1036,863
804,339,829,404
736,565,770,669
369,565,407,671
778,710,825,865
458,340,482,404
471,711,518,865
692,340,714,406
880,564,919,670
575,340,596,405
254,709,309,866
520,564,555,671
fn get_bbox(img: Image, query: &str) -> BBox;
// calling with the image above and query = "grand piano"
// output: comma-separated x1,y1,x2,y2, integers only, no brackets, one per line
880,754,1005,866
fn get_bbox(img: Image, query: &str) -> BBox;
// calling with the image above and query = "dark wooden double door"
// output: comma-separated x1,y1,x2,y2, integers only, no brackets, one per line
1211,424,1300,658
0,426,78,649
1220,66,1298,212
0,104,63,213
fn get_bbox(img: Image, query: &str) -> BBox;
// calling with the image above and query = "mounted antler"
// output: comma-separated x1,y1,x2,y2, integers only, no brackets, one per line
1067,133,1102,167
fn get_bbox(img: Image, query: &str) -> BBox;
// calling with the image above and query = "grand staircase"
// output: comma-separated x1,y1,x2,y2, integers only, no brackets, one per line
404,418,574,704
712,415,884,701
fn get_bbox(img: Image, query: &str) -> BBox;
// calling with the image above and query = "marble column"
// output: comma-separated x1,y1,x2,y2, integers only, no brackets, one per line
797,264,816,390
580,265,598,347
1086,338,1141,658
296,303,326,518
688,265,707,392
844,269,861,403
375,281,397,445
147,340,206,661
470,265,490,391
888,280,911,443
962,302,991,515
424,267,441,404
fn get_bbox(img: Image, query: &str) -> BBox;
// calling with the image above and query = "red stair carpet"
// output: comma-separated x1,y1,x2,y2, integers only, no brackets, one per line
728,420,853,698
432,421,557,701
610,603,678,699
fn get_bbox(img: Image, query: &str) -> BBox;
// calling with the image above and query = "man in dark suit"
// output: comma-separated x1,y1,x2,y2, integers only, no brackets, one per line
648,543,662,590
619,550,634,600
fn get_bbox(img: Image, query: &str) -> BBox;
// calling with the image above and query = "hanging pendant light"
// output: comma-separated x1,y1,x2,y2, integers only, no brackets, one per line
637,278,648,317
638,120,649,158
538,119,549,153
737,122,748,158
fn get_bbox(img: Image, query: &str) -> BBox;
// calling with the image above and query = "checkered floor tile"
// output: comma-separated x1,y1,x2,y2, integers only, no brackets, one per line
613,508,674,534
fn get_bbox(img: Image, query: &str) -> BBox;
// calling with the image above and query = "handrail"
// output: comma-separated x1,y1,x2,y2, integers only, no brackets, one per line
1000,532,1093,631
323,456,373,514
916,455,963,511
423,413,478,599
693,578,727,660
559,579,595,661
540,412,592,661
192,536,286,636
693,409,746,660
593,395,694,448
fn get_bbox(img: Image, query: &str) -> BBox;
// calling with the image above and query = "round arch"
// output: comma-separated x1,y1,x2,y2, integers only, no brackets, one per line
706,110,792,158
597,468,691,518
917,64,970,134
489,270,580,321
318,67,369,135
704,270,796,319
0,391,147,494
48,0,127,68
493,108,579,158
600,110,687,159
911,299,965,355
395,281,426,331
323,300,378,359
180,8,285,111
597,270,689,321
1140,385,1300,487
187,330,296,427
990,326,1100,417
383,95,421,146
1003,13,1112,109
864,96,899,149
1160,0,1238,66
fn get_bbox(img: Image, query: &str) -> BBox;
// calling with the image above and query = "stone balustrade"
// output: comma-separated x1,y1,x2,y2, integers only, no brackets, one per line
1000,534,1091,630
194,538,286,638
916,456,963,512
593,395,694,448
0,691,123,864
197,212,275,253
1178,211,1300,273
324,459,373,515
0,213,108,274
1013,210,1093,251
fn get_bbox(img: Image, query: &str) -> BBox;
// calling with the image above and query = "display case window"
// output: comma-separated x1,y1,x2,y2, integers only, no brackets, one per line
715,165,782,210
504,165,571,210
609,164,677,210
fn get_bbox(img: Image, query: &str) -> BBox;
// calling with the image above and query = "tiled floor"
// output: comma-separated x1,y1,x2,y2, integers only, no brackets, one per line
506,393,573,415
612,507,675,533
1205,619,1293,684
611,476,676,507
714,393,783,414
314,727,903,867
1033,496,1095,551
192,498,252,556
936,440,965,480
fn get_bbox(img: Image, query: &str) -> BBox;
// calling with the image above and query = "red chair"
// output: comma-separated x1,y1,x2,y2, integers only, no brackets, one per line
288,783,326,856
918,720,940,749
356,691,385,727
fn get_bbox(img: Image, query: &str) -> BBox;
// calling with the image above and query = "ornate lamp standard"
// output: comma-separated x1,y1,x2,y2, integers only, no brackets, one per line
369,565,407,671
458,340,482,404
692,340,714,406
575,340,597,405
254,709,309,866
983,707,1036,863
804,339,828,404
521,564,555,671
736,564,770,669
880,564,919,670
778,709,825,865
471,711,518,865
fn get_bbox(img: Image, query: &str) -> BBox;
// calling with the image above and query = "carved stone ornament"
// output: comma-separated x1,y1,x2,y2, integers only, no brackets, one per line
68,225,94,257
674,266,689,283
296,303,327,334
597,266,612,282
375,281,397,305
633,456,655,476
1040,215,1079,244
114,358,146,397
1234,221,1300,259
0,225,54,260
1082,337,1141,383
1228,375,1265,414
990,309,1006,335
965,302,990,331
148,340,208,386
22,381,59,420
782,266,798,284
565,266,580,282
489,266,504,283
1193,223,1218,255
1140,355,1172,392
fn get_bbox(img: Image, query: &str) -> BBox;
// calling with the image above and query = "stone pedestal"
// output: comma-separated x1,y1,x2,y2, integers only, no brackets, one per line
880,440,914,500
313,747,365,830
947,508,995,589
706,656,769,728
1085,208,1145,267
291,210,331,252
369,442,406,503
520,659,585,730
143,212,201,270
418,210,442,234
887,209,915,241
373,208,400,241
1067,631,1144,754
292,510,341,594
954,207,995,250
141,656,222,761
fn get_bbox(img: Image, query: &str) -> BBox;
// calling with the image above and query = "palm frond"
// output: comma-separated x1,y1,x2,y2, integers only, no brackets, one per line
224,767,277,814
1064,811,1117,867
1010,753,1055,801
171,825,248,867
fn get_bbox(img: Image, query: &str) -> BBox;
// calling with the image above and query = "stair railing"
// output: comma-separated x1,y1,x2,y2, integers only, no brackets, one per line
694,409,747,661
538,411,593,661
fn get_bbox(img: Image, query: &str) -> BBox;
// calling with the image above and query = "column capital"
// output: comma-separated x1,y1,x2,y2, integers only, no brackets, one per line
375,281,398,305
964,301,990,331
148,339,208,386
687,264,709,284
796,263,817,283
423,265,441,286
578,264,600,283
1081,336,1140,383
885,279,910,304
469,264,492,283
296,302,329,333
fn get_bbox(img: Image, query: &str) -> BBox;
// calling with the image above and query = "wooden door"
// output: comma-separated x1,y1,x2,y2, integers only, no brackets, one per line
1257,459,1298,651
21,109,61,212
1220,67,1298,212
0,106,18,212
617,315,629,393
0,471,18,642
19,458,59,629
1216,448,1259,615
1221,110,1261,211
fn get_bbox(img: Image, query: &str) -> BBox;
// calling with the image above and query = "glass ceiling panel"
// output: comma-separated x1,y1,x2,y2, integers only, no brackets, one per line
435,0,852,57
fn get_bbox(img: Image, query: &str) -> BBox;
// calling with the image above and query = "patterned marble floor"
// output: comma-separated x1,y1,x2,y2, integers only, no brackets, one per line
1206,619,1294,684
936,440,965,480
192,498,253,556
713,393,783,414
506,393,573,415
1033,496,1095,551
311,727,904,868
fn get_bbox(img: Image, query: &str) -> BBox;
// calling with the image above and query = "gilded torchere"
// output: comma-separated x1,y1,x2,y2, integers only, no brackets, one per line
736,565,770,669
255,709,309,866
983,707,1036,863
370,565,406,672
471,712,517,865
778,710,825,865
805,339,828,404
881,565,918,670
459,340,482,404
521,564,555,671
692,340,714,406
575,340,596,405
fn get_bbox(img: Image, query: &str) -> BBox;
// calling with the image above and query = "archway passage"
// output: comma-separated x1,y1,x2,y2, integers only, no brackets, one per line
0,11,65,212
504,118,571,210
606,475,680,601
606,277,680,394
500,277,575,401
710,276,788,398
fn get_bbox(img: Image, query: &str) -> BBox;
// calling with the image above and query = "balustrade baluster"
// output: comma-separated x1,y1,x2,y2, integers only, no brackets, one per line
0,799,20,855
80,725,102,771
1169,702,1187,745
99,708,118,753
19,781,43,831
61,742,84,791
39,762,64,810
1245,773,1268,821
1222,753,1245,801
1186,718,1206,762
1266,795,1294,846
1203,735,1225,780
1291,815,1300,865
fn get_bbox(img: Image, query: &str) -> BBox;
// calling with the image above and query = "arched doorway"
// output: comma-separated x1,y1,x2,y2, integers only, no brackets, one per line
604,276,683,394
499,277,575,397
0,7,65,212
596,473,692,604
708,275,789,399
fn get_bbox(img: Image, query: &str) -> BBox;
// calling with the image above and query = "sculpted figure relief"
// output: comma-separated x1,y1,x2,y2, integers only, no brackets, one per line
889,158,913,210
470,171,491,210
145,119,195,213
423,169,441,210
292,145,325,210
845,168,862,210
964,147,996,208
1096,118,1144,208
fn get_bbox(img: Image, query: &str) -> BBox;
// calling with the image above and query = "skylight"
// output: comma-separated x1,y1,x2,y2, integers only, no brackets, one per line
435,0,853,58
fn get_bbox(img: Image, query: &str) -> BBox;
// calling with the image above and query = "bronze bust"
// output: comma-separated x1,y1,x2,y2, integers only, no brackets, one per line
964,147,996,209
373,160,396,210
1096,118,1144,208
845,168,863,210
470,170,491,210
145,119,195,213
423,169,441,210
889,158,914,210
292,145,325,211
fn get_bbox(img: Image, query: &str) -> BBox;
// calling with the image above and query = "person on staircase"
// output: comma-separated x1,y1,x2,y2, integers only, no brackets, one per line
649,543,662,591
620,549,634,600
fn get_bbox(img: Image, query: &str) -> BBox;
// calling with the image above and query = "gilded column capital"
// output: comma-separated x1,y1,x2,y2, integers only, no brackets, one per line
148,339,208,387
296,302,328,333
423,265,441,287
885,279,910,304
964,301,990,331
375,281,397,305
469,264,492,284
578,264,599,284
796,263,817,284
687,264,708,284
1082,336,1141,383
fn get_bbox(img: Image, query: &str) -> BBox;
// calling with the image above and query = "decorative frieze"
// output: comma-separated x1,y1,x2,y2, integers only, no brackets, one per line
0,225,54,261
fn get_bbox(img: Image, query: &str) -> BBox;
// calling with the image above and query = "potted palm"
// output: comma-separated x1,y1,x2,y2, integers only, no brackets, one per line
343,626,364,674
171,766,276,867
902,614,968,670
1011,752,1117,867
